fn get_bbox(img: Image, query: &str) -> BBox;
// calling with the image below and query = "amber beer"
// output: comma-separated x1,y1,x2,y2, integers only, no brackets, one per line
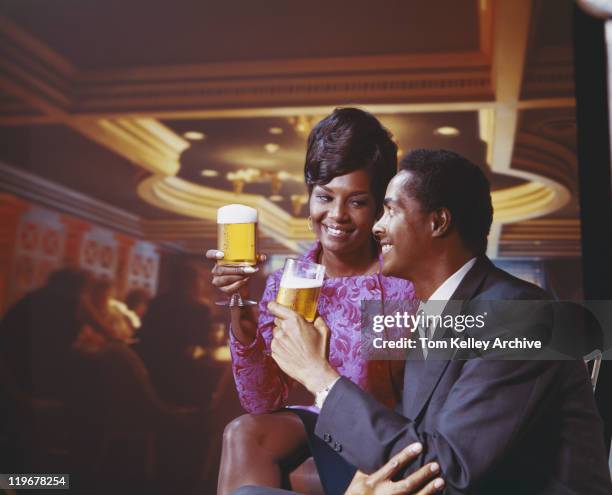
276,259,325,322
217,204,258,266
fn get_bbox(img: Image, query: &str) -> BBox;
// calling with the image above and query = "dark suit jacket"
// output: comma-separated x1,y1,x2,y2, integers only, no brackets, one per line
315,257,612,494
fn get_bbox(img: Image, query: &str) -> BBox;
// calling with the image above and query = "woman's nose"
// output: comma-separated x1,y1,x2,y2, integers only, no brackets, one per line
329,201,347,221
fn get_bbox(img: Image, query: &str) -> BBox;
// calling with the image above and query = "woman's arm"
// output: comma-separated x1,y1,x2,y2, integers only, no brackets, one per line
208,250,266,345
230,273,291,414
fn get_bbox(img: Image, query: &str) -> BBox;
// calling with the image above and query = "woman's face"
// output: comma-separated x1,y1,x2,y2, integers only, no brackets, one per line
309,169,377,256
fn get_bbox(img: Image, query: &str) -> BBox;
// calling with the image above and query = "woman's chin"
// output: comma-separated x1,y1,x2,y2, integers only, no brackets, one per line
319,233,361,254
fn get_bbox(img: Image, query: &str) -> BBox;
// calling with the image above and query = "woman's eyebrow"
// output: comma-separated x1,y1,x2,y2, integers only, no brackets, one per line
316,185,370,196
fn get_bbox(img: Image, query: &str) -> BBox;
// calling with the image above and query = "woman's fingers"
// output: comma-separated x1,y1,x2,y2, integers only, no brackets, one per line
366,443,423,486
212,274,248,286
219,278,250,295
390,463,441,495
206,249,267,264
205,249,225,260
212,265,258,276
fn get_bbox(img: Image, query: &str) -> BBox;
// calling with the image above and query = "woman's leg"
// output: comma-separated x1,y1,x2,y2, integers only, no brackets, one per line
218,411,310,495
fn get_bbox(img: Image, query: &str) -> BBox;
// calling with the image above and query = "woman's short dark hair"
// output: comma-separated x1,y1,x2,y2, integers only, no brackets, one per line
399,149,493,256
304,108,398,213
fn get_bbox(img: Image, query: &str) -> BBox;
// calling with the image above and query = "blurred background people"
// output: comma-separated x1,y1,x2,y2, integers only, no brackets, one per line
0,267,91,400
137,259,213,407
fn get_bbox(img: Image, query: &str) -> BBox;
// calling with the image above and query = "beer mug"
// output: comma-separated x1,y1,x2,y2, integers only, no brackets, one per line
216,204,259,307
217,204,258,267
276,259,325,322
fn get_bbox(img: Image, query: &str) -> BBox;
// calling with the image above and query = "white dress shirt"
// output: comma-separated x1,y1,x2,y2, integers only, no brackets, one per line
417,257,477,356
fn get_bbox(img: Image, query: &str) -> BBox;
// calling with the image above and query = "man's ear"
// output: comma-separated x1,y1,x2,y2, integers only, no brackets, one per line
431,208,451,237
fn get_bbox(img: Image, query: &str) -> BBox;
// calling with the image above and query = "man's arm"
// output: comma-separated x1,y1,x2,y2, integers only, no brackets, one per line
316,359,567,492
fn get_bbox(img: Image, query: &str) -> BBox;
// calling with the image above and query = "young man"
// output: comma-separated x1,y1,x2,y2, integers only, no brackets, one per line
267,149,612,494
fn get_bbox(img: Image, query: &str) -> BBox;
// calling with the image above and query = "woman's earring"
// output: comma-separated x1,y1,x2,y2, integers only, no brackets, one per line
307,216,313,232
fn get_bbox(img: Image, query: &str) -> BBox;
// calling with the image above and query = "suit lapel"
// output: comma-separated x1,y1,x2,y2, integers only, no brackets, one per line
405,256,493,420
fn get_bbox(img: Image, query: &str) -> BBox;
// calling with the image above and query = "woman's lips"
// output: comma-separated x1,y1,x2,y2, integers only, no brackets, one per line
381,244,393,255
323,224,353,239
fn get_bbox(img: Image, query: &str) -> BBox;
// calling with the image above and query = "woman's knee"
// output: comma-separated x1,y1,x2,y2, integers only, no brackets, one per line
222,412,306,456
222,414,262,448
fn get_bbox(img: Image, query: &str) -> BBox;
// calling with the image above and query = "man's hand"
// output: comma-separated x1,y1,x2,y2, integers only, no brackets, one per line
345,443,444,495
268,301,339,394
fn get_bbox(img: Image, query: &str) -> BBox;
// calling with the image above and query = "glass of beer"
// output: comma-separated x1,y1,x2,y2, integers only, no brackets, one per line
216,204,258,307
276,258,325,322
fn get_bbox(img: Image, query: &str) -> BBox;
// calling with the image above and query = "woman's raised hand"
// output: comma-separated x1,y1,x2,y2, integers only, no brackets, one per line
206,250,267,297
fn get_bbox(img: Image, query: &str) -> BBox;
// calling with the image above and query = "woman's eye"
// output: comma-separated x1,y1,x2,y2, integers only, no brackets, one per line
350,200,367,207
316,195,332,202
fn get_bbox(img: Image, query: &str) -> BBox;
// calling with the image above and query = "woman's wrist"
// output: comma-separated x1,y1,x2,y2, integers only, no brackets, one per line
229,306,258,345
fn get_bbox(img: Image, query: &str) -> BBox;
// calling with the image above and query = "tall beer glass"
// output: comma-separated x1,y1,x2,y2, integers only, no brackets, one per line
276,258,325,322
216,204,258,307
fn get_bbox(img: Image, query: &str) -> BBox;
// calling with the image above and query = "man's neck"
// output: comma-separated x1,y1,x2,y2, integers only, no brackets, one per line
413,250,475,301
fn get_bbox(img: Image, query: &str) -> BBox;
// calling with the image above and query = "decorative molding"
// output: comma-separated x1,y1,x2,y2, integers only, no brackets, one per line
0,15,74,117
502,219,580,238
522,64,574,97
0,14,495,120
0,161,142,236
513,132,577,191
137,174,312,252
490,0,531,171
73,70,493,114
68,118,185,175
499,219,581,258
0,161,304,254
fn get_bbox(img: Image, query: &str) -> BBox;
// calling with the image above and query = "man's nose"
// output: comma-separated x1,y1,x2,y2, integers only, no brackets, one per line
372,216,385,238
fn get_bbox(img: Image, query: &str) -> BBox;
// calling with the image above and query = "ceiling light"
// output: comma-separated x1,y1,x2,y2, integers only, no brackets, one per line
264,143,280,154
201,169,219,177
434,126,460,137
183,131,206,141
268,127,284,135
270,195,284,202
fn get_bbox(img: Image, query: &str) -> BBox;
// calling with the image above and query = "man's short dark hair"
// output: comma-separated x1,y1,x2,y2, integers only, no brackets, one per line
304,108,397,213
399,149,493,255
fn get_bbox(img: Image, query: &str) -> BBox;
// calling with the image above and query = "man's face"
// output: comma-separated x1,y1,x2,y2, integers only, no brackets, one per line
373,171,432,279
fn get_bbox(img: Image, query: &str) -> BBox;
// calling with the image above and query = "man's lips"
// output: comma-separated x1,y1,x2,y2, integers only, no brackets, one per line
381,243,393,255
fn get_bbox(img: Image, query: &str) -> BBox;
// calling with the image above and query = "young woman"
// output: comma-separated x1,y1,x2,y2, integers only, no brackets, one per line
208,108,414,495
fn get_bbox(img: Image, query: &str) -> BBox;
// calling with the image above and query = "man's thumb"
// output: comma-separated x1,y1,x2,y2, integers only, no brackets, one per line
313,317,330,339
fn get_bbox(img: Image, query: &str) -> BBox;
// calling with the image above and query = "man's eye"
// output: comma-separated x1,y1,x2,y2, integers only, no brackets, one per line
351,200,367,207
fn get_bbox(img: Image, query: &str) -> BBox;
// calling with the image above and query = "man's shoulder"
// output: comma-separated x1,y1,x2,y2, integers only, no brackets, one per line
476,263,550,301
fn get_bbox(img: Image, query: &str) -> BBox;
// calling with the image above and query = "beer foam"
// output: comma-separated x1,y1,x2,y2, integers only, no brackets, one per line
217,204,258,224
280,274,323,289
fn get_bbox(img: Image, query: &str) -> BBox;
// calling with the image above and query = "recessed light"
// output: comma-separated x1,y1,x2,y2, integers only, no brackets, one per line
183,131,206,141
201,169,218,177
270,195,284,202
434,126,460,137
264,143,280,153
268,127,284,135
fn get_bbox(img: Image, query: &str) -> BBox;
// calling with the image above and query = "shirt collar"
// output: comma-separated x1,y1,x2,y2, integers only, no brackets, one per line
427,257,477,303
416,257,477,344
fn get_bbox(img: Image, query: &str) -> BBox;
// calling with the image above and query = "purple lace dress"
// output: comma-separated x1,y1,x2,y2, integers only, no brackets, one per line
229,242,415,414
